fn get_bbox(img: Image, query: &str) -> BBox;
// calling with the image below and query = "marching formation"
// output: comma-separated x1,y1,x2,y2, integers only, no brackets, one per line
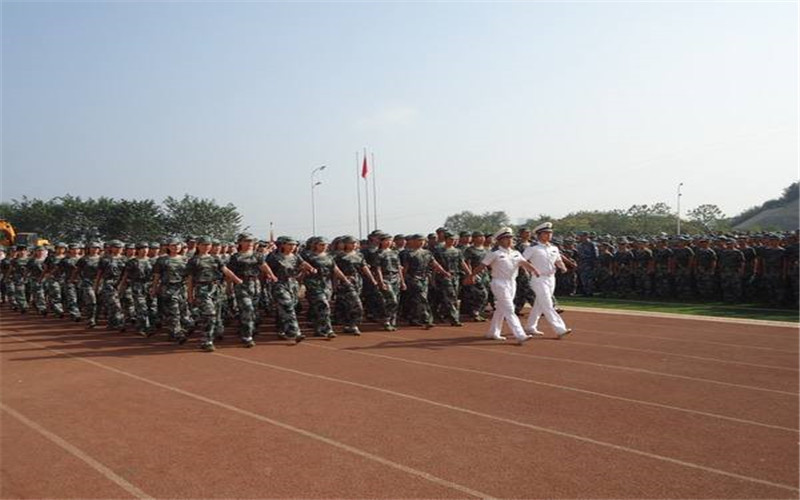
0,224,796,352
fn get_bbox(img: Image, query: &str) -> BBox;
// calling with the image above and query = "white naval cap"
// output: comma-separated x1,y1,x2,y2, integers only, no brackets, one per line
493,227,514,240
533,222,554,233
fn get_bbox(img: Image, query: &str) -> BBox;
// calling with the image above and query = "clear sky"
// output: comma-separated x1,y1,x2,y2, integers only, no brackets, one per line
2,1,798,239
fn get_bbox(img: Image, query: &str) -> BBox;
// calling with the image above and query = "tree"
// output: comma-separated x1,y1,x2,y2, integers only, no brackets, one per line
162,195,242,241
442,210,510,234
686,204,726,231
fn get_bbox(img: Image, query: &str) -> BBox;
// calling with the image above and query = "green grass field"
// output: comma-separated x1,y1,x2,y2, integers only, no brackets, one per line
558,296,799,323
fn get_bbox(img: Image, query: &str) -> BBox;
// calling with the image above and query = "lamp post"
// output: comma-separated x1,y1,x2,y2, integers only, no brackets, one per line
676,182,683,235
311,165,326,235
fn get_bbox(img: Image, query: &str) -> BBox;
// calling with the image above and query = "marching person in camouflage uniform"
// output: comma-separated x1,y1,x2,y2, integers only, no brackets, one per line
225,233,277,347
433,230,471,326
401,234,451,328
694,237,717,300
186,236,242,351
118,242,154,335
375,232,404,331
266,236,316,342
303,237,348,338
75,242,102,327
333,235,378,335
56,244,82,321
42,242,67,317
717,237,744,303
0,247,11,305
26,246,48,315
151,238,190,343
95,240,127,331
576,231,599,297
461,231,489,322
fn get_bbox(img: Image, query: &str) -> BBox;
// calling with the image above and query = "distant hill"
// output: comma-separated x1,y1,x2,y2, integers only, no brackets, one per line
733,198,798,231
731,182,799,231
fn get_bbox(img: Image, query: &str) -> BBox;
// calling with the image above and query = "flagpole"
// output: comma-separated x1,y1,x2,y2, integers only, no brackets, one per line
371,152,377,230
363,147,370,235
356,152,362,239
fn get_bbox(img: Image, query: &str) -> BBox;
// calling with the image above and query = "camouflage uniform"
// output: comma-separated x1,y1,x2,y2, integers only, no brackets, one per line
613,244,635,298
376,242,402,330
402,240,435,327
152,252,188,341
433,238,465,326
97,246,126,330
595,244,615,296
227,249,264,344
303,246,337,337
43,245,66,316
123,249,154,334
632,243,653,297
56,248,81,320
717,242,744,303
651,244,673,298
0,253,11,305
266,247,305,339
513,236,535,314
186,249,227,349
758,241,786,306
672,242,695,299
76,249,101,326
26,252,48,315
694,244,717,300
461,240,489,321
576,235,599,296
334,246,368,334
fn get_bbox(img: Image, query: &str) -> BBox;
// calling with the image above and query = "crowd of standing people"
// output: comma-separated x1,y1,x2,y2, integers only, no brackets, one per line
0,224,796,351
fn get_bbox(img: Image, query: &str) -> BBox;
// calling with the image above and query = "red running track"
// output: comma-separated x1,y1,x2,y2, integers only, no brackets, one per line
1,305,797,499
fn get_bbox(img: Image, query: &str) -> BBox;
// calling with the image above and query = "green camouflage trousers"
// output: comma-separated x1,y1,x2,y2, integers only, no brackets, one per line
306,281,333,335
273,280,301,337
404,276,432,326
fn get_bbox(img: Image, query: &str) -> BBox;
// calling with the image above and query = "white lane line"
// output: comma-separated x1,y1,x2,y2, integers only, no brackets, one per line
1,334,495,500
361,327,796,396
576,327,798,354
206,350,799,494
456,344,797,396
552,339,799,372
0,403,153,500
305,342,798,433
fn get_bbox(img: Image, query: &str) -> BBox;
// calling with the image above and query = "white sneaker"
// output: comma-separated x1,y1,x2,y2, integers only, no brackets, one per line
525,328,545,336
516,335,533,345
557,328,573,340
486,334,507,341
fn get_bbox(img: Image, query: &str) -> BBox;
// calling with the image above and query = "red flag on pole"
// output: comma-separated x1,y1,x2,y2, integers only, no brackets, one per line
361,155,369,178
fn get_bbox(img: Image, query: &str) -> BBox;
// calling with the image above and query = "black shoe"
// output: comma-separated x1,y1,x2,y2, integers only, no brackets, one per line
294,334,306,344
450,321,463,327
177,335,188,345
243,338,255,348
200,343,216,352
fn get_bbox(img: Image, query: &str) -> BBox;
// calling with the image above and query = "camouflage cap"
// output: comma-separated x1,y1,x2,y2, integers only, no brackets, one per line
443,230,456,239
149,242,160,249
33,245,45,251
68,243,81,250
15,244,28,251
279,236,298,245
393,234,406,240
237,233,254,242
185,234,197,242
197,236,212,245
166,237,183,246
55,242,67,248
135,241,149,249
407,234,424,241
88,241,102,249
211,238,221,246
471,231,483,237
377,232,392,241
340,235,357,244
459,231,471,237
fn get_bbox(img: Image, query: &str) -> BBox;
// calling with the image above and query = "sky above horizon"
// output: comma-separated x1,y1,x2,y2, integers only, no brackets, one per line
2,1,798,239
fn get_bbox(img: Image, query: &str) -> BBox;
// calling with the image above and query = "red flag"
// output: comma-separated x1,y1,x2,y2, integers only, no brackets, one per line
361,156,369,178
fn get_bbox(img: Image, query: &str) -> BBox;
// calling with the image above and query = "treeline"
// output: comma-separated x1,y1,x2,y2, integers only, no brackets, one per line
445,203,718,236
0,195,242,243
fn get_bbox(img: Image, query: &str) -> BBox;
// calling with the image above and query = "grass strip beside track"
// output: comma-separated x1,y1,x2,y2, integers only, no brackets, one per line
558,297,799,323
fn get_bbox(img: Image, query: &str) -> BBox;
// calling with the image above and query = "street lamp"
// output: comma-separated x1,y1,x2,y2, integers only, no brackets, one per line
676,182,684,235
311,165,326,235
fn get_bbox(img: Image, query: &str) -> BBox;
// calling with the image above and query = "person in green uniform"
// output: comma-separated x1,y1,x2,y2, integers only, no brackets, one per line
461,231,489,322
186,236,243,351
433,230,471,326
402,234,450,328
375,232,405,331
95,240,127,331
118,242,155,335
333,235,378,335
151,238,190,344
266,236,316,342
303,236,348,338
75,242,102,327
26,246,48,315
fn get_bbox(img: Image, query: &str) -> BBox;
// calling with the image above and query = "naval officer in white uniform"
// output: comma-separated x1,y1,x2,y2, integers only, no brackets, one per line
469,227,541,345
522,222,573,339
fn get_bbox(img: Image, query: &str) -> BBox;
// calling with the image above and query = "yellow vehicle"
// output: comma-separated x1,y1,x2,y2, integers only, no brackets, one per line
0,220,51,248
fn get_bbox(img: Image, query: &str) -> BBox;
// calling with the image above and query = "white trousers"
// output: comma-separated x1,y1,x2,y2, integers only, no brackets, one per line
488,279,527,340
526,275,568,334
